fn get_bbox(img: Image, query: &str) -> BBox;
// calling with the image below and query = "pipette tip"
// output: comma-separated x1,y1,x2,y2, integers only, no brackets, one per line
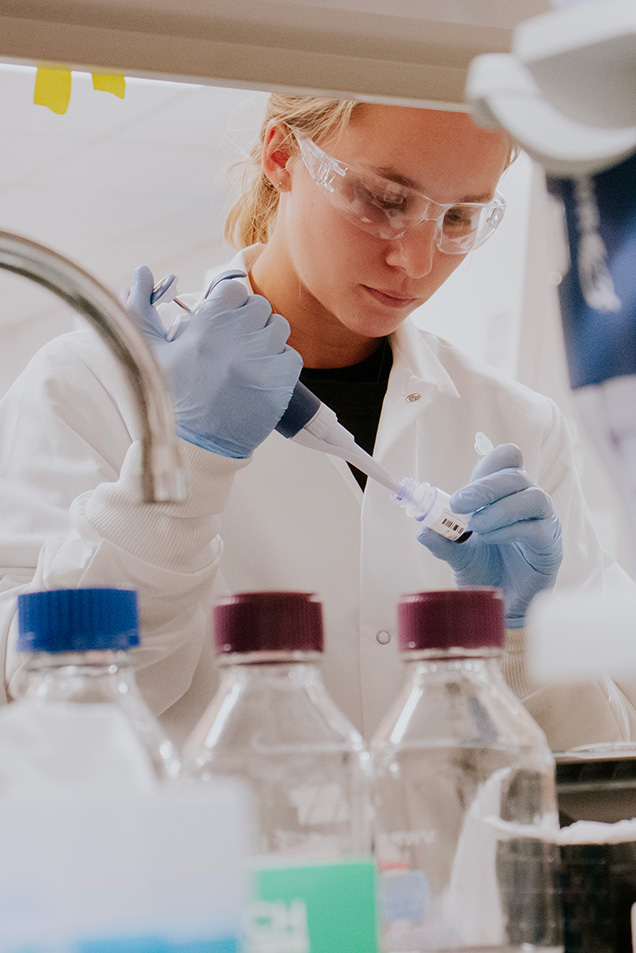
390,477,416,506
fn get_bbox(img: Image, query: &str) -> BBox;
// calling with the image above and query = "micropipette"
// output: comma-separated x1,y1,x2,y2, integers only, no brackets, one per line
276,391,472,541
275,379,402,492
152,270,471,540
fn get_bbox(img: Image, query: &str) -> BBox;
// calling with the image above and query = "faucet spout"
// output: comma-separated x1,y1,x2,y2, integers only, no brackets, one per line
0,230,187,503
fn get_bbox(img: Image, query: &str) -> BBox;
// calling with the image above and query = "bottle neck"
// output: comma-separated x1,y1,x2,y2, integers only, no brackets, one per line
217,650,323,671
16,650,134,703
401,650,503,680
213,656,329,716
189,653,362,761
212,660,327,739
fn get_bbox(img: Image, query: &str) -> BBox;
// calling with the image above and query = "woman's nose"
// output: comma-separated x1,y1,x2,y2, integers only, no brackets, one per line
383,220,438,277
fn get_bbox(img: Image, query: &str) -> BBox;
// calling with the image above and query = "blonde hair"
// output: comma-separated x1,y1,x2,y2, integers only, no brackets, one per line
225,95,358,249
225,95,519,250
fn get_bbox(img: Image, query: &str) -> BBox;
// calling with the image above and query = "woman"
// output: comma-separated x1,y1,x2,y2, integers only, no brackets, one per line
0,95,633,751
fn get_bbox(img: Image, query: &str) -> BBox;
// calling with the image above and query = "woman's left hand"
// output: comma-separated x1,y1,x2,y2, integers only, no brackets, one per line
417,444,563,628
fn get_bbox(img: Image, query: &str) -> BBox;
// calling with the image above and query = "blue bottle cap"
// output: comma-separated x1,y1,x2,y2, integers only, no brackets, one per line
17,588,139,653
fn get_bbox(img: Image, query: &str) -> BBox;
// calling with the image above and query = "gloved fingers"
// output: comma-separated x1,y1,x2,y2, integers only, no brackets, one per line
254,312,293,354
199,312,294,360
127,265,155,307
471,513,562,556
196,287,273,333
416,526,476,573
451,468,533,513
467,485,555,534
126,266,166,339
202,309,291,357
242,345,303,389
166,315,192,341
469,443,524,481
204,277,249,310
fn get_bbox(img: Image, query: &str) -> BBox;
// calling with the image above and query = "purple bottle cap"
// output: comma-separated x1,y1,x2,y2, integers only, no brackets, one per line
398,588,505,654
213,591,324,658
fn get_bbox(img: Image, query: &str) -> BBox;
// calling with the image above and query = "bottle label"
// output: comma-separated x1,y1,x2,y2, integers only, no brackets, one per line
429,508,469,541
379,868,430,923
68,936,240,952
247,858,380,953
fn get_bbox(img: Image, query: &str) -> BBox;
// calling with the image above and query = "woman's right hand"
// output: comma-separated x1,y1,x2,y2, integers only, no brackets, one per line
127,266,302,458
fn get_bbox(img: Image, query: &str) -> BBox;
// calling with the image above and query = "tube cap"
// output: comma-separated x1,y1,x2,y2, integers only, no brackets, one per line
398,588,505,654
214,591,324,657
17,588,139,653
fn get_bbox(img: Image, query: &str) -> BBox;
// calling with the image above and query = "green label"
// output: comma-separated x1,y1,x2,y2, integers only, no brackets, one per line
247,858,380,953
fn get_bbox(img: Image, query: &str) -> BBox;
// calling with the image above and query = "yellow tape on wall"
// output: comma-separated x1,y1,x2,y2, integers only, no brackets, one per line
34,68,126,114
92,74,126,99
34,68,71,114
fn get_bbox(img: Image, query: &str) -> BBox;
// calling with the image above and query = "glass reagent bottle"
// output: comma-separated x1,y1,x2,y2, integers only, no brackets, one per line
371,588,563,953
2,587,180,794
182,590,379,953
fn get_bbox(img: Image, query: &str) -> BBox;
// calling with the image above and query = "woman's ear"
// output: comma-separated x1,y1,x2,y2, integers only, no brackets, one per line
262,122,294,191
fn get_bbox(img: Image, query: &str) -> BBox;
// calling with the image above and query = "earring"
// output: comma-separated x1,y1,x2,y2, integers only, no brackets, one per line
276,181,287,191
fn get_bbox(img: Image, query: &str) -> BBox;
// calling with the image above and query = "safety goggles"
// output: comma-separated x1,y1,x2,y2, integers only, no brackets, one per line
297,137,506,254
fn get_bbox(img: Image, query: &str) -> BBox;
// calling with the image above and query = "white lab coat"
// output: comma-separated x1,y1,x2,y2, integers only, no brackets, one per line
1,244,635,752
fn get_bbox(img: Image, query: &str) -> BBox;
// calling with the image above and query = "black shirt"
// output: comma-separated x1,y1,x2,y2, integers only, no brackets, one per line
299,339,393,491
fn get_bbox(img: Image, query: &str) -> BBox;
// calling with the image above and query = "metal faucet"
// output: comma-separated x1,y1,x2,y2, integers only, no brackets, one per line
0,230,187,503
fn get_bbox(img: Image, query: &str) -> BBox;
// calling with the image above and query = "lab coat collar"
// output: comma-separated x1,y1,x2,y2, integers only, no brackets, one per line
231,243,460,400
389,318,460,400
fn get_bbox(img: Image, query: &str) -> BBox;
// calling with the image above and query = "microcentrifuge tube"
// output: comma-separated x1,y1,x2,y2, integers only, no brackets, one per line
392,478,472,543
474,431,494,456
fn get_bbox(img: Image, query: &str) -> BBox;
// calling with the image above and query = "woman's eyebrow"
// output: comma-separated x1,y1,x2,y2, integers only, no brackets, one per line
373,167,421,191
372,166,492,203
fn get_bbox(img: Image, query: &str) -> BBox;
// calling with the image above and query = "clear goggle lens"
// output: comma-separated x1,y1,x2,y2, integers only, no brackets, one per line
298,137,506,254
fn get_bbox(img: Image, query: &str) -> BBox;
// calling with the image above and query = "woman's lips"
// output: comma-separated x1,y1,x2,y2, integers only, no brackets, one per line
362,285,417,308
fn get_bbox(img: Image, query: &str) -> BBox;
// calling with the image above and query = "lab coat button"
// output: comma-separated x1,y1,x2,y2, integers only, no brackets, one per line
406,393,421,402
376,630,392,645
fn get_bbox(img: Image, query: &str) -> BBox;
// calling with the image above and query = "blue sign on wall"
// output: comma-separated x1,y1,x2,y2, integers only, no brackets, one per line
548,150,636,389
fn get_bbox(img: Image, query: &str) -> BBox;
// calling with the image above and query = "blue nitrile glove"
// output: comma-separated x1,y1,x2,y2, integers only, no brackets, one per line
417,444,563,628
127,266,302,458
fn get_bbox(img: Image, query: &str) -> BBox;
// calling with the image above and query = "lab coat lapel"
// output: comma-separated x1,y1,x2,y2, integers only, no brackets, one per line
357,320,462,735
374,319,459,465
